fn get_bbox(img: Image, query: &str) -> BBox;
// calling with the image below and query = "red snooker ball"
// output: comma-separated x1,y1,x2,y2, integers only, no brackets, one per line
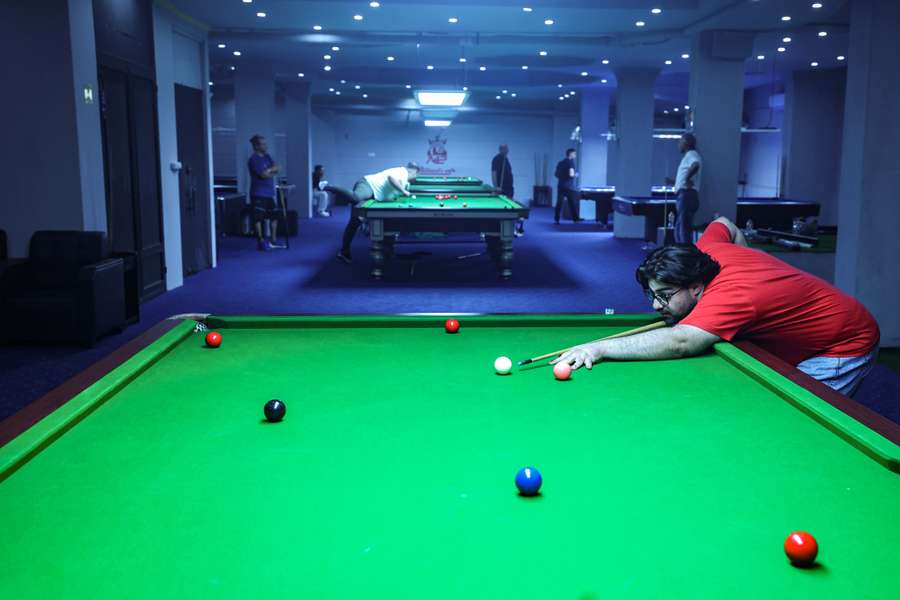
205,331,222,348
784,531,818,567
444,319,460,334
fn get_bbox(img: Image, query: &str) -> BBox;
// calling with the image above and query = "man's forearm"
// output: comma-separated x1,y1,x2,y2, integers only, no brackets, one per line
591,327,692,361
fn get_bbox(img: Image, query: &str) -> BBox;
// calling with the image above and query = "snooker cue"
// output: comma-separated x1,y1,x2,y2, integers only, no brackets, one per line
517,320,667,366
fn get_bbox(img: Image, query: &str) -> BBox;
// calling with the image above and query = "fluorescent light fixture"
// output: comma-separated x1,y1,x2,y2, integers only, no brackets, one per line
812,2,823,8
837,55,846,61
370,1,380,7
448,17,458,23
313,24,323,30
332,46,340,51
818,31,828,37
756,55,765,60
297,72,305,77
426,65,434,70
353,15,363,21
781,15,791,21
651,8,662,14
425,119,451,127
415,90,468,106
654,134,682,139
242,0,252,3
580,71,588,76
602,58,610,64
479,65,486,71
233,51,242,56
386,56,395,61
777,47,786,52
810,61,819,67
217,43,226,49
636,20,646,27
665,59,672,65
600,78,608,83
681,53,690,59
256,12,266,18
521,65,528,70
539,50,548,56
523,7,532,12
783,36,792,43
544,19,554,25
459,57,467,63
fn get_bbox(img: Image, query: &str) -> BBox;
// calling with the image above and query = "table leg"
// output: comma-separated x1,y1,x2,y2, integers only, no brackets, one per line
369,219,385,279
498,221,515,279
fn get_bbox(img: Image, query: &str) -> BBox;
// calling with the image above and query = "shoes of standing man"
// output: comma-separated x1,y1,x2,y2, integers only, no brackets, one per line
336,251,352,264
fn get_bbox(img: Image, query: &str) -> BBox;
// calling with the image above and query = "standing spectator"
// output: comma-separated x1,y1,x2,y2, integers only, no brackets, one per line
554,148,581,224
247,134,285,250
491,144,524,236
674,133,702,244
312,164,331,217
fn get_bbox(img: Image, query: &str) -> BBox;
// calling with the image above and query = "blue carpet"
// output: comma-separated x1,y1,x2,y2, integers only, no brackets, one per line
2,206,898,426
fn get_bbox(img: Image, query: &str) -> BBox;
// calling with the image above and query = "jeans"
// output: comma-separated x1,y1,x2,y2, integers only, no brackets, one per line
331,179,375,254
555,187,579,222
796,348,879,398
675,188,699,244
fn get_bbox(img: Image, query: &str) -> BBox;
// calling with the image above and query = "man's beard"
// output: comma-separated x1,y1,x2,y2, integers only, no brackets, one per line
658,310,678,325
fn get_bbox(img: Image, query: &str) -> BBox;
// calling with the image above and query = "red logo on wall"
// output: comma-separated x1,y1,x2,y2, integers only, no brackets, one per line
426,135,448,164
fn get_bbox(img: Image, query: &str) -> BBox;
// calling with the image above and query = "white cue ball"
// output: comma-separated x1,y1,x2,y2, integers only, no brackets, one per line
494,356,513,375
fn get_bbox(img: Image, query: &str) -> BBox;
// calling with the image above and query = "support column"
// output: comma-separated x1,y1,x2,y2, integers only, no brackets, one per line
688,30,753,224
612,68,657,238
783,69,846,226
284,82,313,219
835,0,900,345
579,87,612,186
234,64,276,195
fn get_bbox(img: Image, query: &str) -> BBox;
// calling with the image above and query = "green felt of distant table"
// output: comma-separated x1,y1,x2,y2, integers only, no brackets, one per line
411,175,483,186
408,182,496,195
1,314,899,599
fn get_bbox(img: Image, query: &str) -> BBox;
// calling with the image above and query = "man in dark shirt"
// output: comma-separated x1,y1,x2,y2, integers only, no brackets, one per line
554,148,581,224
491,144,524,235
247,134,284,250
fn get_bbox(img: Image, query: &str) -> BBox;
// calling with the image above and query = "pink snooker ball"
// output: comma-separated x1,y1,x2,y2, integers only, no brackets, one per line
553,362,572,381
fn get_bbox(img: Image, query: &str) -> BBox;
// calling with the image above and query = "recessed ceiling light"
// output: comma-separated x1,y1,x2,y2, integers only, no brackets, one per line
370,1,380,7
602,58,610,64
335,91,341,95
757,55,765,60
502,89,508,94
636,21,646,27
539,50,548,56
323,65,332,71
386,56,394,61
781,15,791,21
673,107,679,112
355,84,361,89
811,61,819,67
208,81,213,86
523,7,532,12
256,12,266,18
405,84,412,89
479,65,487,71
362,93,368,98
297,72,304,77
664,109,669,114
511,93,517,97
313,24,323,30
459,57,467,63
426,65,434,70
651,8,662,14
496,95,501,99
233,51,242,56
557,83,563,87
217,43,226,49
521,65,528,70
242,0,251,3
685,104,690,109
230,65,236,71
559,96,564,100
328,87,335,92
837,55,846,61
818,31,828,37
462,86,468,91
353,15,363,21
783,37,792,43
448,17,458,23
777,47,786,52
600,78,608,83
544,19,554,25
332,46,340,51
681,53,690,59
570,91,575,95
340,79,347,84
580,71,588,76
812,2,823,8
665,59,672,65
324,55,332,60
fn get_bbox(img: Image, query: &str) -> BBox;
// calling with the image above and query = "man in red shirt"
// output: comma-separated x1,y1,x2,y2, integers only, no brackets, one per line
555,217,880,396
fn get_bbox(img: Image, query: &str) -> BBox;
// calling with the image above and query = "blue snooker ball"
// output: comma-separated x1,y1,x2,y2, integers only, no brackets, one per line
515,466,542,496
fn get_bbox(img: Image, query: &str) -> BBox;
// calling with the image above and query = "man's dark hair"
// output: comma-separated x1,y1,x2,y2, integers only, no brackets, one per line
566,148,576,157
681,133,697,150
313,164,323,173
635,245,720,290
250,134,265,147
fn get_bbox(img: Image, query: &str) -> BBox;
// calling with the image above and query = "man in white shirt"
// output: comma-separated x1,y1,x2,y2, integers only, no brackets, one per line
674,133,702,244
334,162,420,263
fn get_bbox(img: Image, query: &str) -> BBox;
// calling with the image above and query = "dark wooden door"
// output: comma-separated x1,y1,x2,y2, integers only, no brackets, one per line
99,66,165,300
175,84,211,275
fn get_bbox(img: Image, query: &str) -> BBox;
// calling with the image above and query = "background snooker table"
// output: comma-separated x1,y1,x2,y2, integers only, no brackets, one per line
1,314,898,599
408,182,496,195
411,175,483,186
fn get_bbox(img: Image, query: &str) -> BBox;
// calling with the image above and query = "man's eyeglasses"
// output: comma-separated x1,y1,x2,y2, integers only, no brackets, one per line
645,288,682,307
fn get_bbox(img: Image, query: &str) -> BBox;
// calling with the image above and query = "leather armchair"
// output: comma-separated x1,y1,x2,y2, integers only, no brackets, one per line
0,231,127,346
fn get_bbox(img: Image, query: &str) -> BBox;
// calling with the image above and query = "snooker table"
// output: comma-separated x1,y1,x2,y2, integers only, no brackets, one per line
411,175,483,186
577,186,678,224
1,314,899,599
353,193,529,279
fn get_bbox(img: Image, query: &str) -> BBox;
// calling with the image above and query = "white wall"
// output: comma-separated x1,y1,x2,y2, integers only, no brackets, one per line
309,110,559,203
153,4,212,288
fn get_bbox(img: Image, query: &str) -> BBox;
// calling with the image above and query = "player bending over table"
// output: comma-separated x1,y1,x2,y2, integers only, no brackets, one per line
331,162,420,264
554,218,880,397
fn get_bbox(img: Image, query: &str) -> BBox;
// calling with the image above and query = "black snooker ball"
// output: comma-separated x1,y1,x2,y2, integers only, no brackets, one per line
264,399,286,422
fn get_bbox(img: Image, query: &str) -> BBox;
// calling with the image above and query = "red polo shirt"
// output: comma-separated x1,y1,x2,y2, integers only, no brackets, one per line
680,223,879,365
